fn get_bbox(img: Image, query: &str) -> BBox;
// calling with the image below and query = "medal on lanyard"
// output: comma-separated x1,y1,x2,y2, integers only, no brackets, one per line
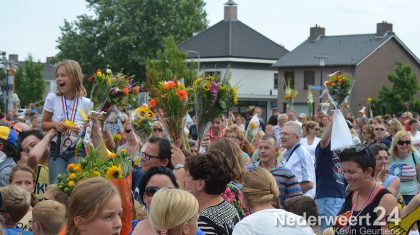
61,96,79,147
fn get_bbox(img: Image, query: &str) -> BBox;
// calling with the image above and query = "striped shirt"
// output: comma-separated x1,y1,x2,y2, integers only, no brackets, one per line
246,161,302,208
389,151,420,195
198,200,240,235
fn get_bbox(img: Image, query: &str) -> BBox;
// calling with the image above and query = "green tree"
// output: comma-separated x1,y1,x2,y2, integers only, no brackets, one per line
15,55,45,107
146,36,197,88
372,62,419,115
56,0,207,83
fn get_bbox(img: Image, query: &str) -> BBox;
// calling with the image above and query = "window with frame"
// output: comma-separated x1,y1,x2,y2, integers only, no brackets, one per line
284,71,295,89
304,71,315,90
274,73,278,89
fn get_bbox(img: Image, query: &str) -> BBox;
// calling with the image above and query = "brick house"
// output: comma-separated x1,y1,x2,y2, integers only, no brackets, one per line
273,22,420,114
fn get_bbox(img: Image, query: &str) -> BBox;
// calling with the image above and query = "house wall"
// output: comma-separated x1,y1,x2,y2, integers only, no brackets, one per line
354,38,420,112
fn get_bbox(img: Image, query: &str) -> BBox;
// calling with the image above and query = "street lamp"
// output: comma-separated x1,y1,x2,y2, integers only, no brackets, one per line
315,55,328,105
186,50,200,73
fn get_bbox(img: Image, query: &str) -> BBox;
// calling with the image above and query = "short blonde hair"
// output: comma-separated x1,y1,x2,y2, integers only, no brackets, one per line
390,130,415,159
55,60,87,97
0,185,31,224
33,200,66,235
243,168,279,208
149,189,198,234
66,177,120,235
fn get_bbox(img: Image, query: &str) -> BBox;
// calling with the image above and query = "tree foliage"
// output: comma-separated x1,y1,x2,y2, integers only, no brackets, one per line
15,55,45,107
146,36,198,89
371,62,420,115
56,0,207,83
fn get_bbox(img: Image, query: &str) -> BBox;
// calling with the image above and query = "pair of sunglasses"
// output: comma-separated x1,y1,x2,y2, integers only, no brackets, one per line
397,140,411,145
153,128,163,132
144,186,172,197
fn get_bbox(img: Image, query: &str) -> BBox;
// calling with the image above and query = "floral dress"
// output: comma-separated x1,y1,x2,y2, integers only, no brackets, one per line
222,181,250,219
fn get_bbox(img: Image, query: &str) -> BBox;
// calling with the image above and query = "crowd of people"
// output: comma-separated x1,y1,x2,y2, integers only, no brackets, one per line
1,59,420,235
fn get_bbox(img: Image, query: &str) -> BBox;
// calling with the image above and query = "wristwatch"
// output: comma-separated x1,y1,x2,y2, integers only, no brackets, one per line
174,164,184,170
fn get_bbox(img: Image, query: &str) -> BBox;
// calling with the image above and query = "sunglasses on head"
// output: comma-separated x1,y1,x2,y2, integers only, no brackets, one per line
153,128,163,132
397,140,411,145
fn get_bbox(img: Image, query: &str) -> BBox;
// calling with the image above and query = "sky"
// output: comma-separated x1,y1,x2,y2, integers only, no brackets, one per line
1,0,419,63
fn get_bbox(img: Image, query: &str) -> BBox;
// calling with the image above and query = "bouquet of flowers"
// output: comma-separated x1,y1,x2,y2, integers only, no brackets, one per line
324,72,352,108
147,79,189,145
107,72,140,110
284,79,298,111
192,74,238,142
131,105,155,142
87,69,113,111
57,145,133,235
324,71,354,150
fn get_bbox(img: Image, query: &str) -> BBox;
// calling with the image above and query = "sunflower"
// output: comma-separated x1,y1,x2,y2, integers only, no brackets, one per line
106,165,122,179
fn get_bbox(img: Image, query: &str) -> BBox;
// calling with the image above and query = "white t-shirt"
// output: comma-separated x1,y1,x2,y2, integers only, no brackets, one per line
232,209,314,235
300,137,321,163
282,144,316,198
409,131,420,152
43,93,92,149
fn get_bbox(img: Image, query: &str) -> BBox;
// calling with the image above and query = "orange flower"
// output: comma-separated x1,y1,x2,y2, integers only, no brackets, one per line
132,85,140,93
122,87,130,95
149,98,157,108
176,90,188,102
164,81,176,90
338,79,343,84
331,82,336,87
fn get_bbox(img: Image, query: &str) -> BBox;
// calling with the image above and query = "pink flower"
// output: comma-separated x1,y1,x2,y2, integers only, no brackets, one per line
210,81,219,96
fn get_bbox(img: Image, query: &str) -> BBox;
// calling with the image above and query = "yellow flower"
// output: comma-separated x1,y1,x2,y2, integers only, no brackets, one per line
367,97,373,103
96,70,103,78
68,180,75,187
92,171,102,177
108,152,117,160
113,134,122,141
120,149,127,154
106,165,122,179
69,173,76,180
106,77,112,85
67,163,77,172
73,166,79,172
203,83,210,91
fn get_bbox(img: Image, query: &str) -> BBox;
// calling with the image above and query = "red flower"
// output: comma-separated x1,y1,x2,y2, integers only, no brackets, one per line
87,76,94,82
164,81,176,90
122,87,129,95
132,85,140,94
175,90,188,102
149,98,157,108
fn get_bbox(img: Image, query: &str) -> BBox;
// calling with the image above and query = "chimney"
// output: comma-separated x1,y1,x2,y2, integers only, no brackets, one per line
309,25,325,41
224,0,237,21
376,21,393,36
8,54,18,62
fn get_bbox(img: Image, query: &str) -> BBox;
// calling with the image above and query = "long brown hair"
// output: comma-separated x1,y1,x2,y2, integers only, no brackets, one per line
55,60,87,98
66,177,120,235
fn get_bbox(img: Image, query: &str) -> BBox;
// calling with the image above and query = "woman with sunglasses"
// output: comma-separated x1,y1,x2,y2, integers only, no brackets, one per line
369,143,400,197
389,130,420,205
151,121,165,138
132,166,179,235
361,124,376,146
224,125,253,164
334,145,398,235
372,123,391,149
300,121,321,162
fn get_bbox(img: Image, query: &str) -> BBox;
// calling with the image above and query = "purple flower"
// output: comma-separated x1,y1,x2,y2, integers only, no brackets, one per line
210,81,219,96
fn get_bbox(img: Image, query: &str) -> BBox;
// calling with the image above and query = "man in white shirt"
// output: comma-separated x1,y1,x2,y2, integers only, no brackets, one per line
281,121,316,198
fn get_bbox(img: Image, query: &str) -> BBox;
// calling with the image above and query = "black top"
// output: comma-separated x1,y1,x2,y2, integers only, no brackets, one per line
335,188,391,235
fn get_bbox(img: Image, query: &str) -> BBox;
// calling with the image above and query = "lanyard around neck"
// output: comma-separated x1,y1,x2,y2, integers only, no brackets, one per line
61,96,78,122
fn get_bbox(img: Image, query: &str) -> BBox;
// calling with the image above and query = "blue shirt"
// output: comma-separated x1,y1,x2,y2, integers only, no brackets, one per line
314,142,345,199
